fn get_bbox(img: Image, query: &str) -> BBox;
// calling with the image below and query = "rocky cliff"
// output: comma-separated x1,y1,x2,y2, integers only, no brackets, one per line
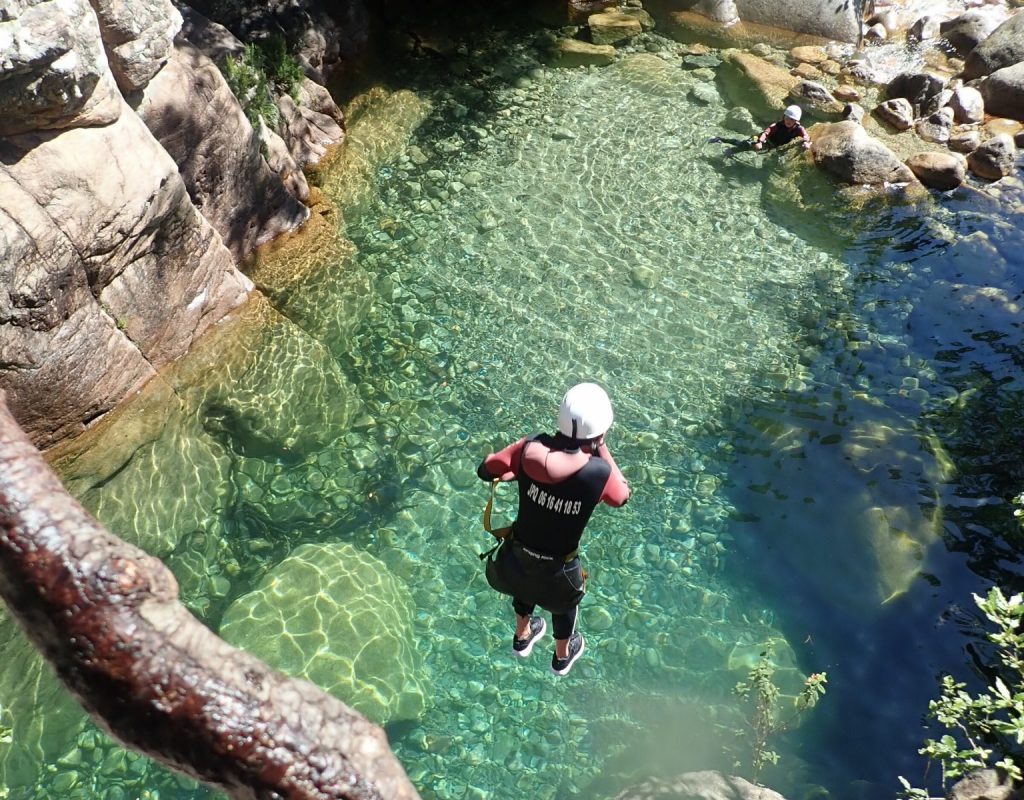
0,0,346,449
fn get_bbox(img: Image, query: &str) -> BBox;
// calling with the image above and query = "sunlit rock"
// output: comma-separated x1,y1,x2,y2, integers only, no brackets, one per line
87,0,182,93
0,0,122,136
967,134,1018,179
980,62,1024,122
915,107,954,144
0,103,252,448
811,121,916,185
950,86,985,125
939,10,1002,58
963,12,1024,80
906,151,967,190
220,542,426,724
875,98,915,130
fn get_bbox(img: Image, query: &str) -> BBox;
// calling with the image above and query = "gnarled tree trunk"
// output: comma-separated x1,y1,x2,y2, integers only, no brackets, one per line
0,396,420,800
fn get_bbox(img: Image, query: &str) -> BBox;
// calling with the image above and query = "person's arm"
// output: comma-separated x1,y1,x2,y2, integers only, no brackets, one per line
595,441,630,507
753,122,776,150
476,438,526,482
798,124,811,150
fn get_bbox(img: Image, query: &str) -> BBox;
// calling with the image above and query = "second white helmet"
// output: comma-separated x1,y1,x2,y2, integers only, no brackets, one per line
784,104,803,122
558,383,614,440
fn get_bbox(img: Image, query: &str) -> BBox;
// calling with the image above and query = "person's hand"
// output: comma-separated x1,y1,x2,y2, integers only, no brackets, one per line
753,142,763,151
802,141,811,151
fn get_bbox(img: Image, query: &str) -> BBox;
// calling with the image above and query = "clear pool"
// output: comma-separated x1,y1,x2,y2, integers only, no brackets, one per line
4,18,1024,800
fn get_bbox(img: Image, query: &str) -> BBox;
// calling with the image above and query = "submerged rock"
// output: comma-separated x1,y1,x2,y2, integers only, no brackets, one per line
613,771,788,800
220,542,426,724
550,38,616,67
721,50,798,115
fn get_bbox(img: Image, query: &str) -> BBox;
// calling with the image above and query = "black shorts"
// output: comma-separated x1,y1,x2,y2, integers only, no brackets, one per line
485,541,585,614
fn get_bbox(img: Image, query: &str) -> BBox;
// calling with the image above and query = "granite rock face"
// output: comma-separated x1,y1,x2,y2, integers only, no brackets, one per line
0,106,253,447
137,42,310,258
0,0,351,448
0,0,123,135
87,0,183,93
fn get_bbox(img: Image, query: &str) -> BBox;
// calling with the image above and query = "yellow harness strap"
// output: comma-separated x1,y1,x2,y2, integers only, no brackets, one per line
483,478,512,540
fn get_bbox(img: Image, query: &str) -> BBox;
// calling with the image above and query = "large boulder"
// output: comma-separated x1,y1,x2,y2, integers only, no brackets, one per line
613,771,788,800
887,71,946,113
0,105,252,448
721,50,799,116
733,0,860,43
967,134,1018,179
906,152,967,190
220,543,426,724
0,0,122,135
136,42,309,258
981,62,1024,121
87,0,182,93
811,121,917,185
940,11,1003,58
963,12,1024,80
276,93,344,168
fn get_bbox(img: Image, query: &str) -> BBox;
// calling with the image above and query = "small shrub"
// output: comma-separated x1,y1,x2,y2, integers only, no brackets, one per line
261,34,306,100
222,43,279,128
729,648,828,783
900,587,1024,798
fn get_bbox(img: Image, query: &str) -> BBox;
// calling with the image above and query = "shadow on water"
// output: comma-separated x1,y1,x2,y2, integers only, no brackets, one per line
716,192,1024,798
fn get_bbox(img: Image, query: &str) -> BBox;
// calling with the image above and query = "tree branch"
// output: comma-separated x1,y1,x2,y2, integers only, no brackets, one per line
0,396,421,800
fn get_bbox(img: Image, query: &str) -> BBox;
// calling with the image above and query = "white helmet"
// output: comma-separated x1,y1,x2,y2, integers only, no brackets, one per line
784,104,803,122
558,383,614,441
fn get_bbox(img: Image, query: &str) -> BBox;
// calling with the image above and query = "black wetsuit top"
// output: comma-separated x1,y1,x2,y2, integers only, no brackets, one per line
760,120,809,148
512,433,611,558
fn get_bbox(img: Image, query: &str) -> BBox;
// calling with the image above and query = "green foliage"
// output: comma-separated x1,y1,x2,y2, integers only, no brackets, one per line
222,43,279,128
729,649,828,783
260,34,306,100
899,587,1024,797
220,34,306,129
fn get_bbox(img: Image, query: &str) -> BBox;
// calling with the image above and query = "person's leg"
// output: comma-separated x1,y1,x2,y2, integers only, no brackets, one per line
710,136,752,148
551,605,578,659
513,598,535,638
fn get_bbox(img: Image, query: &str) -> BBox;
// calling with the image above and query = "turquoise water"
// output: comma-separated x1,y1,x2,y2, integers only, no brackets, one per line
4,18,1024,800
